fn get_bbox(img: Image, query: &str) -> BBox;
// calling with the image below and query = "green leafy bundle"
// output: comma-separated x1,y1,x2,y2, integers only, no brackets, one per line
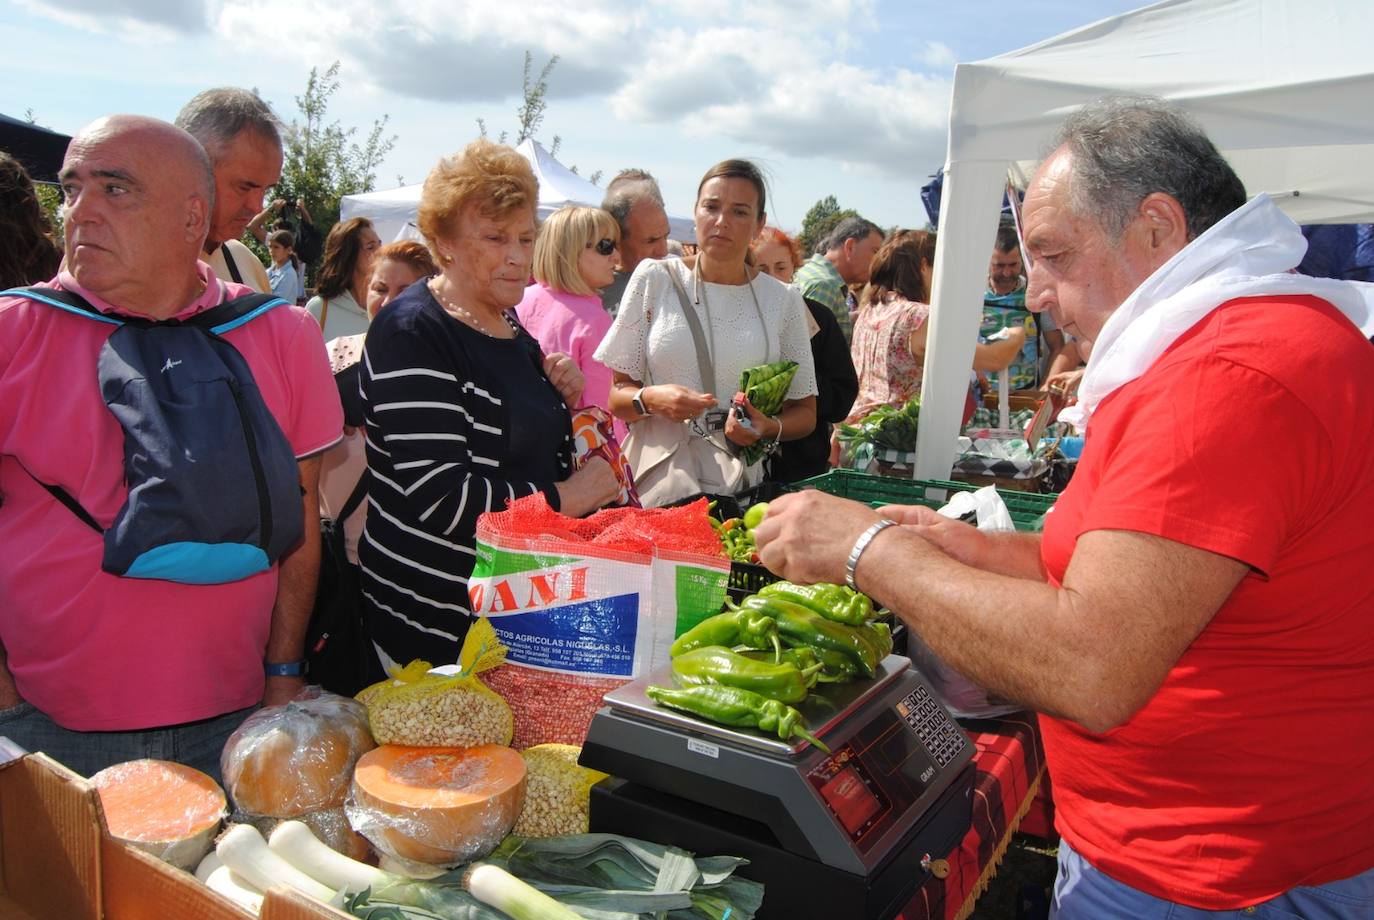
738,360,798,465
836,396,921,453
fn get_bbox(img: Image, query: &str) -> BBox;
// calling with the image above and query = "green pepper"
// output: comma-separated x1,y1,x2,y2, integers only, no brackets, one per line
739,596,880,678
671,608,781,659
646,684,829,752
861,620,894,659
672,645,820,704
742,646,857,683
757,581,873,626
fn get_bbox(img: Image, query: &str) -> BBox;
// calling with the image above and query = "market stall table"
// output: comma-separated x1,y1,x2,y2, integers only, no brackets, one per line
897,712,1048,920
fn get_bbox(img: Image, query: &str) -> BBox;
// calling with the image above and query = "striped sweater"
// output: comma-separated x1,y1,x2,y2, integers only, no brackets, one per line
357,284,572,668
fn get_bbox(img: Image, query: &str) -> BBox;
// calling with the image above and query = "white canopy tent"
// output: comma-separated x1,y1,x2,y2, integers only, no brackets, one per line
340,138,696,244
915,0,1374,478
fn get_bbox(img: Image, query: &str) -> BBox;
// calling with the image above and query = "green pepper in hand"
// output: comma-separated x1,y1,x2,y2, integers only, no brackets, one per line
672,645,821,704
647,684,829,752
758,581,874,626
671,608,781,659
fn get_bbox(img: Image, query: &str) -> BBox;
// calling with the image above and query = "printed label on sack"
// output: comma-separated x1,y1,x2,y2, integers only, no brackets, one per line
471,553,652,679
484,595,639,677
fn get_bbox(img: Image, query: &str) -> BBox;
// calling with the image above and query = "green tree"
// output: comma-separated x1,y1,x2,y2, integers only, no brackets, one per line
273,62,397,239
477,51,602,185
799,195,859,256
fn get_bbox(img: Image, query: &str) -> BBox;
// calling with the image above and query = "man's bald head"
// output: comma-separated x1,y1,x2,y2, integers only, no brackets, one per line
60,115,215,316
69,115,216,210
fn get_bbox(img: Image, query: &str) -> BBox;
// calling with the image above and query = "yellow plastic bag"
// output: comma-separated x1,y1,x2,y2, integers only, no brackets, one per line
356,618,513,747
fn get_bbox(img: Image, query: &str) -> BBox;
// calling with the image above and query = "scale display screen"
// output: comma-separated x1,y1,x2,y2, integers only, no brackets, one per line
807,683,968,852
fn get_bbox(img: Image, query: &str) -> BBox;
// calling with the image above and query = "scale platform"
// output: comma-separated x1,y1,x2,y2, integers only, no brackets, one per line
581,656,976,919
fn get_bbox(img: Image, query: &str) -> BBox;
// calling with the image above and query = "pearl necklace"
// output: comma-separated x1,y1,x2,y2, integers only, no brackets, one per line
429,280,513,338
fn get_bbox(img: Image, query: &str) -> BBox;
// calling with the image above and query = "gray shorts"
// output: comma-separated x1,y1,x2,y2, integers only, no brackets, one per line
0,702,256,785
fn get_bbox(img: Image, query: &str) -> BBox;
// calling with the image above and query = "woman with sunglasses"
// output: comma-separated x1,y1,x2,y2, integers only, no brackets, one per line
515,206,626,441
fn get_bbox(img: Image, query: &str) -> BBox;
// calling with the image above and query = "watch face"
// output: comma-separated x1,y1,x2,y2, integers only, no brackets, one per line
634,393,648,415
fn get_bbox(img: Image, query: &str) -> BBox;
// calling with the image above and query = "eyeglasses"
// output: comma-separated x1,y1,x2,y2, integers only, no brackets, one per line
591,238,616,256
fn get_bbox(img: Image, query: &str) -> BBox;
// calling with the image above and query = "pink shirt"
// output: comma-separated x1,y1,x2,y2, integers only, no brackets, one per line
514,282,626,443
0,266,343,730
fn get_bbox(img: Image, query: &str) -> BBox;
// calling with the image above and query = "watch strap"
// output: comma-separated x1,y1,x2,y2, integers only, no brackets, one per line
264,660,305,678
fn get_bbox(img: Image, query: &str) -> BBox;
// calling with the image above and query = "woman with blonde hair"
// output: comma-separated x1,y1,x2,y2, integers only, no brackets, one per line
515,205,624,440
357,140,617,668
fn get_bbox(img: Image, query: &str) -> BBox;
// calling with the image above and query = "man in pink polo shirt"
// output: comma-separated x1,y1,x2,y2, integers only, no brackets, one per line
0,115,341,780
756,97,1374,916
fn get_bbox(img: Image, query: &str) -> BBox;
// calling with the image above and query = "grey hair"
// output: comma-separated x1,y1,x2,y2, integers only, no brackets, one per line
175,88,283,163
823,216,883,253
601,168,664,235
1052,95,1246,241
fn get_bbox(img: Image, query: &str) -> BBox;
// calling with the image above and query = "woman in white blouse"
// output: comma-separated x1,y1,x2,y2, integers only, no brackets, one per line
596,159,817,507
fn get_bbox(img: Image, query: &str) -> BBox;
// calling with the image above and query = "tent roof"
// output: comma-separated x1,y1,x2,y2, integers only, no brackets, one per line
0,113,71,184
913,0,1374,479
951,0,1374,223
341,139,695,243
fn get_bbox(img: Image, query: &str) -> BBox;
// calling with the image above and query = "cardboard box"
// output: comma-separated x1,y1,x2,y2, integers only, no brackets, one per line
0,751,101,920
0,745,347,920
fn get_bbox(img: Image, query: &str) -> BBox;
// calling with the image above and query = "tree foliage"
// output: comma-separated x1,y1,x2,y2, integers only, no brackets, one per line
476,51,602,186
274,62,397,232
799,195,860,256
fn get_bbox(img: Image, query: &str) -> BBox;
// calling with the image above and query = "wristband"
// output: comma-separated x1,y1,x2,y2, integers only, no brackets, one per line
264,660,305,678
845,519,898,593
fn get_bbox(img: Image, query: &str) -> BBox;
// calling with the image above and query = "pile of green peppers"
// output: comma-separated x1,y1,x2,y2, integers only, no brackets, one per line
710,500,769,563
650,580,891,752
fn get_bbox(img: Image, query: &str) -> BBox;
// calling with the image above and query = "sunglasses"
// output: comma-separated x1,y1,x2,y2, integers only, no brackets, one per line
590,238,616,256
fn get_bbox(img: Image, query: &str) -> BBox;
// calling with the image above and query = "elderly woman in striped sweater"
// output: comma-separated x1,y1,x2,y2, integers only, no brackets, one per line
357,139,618,671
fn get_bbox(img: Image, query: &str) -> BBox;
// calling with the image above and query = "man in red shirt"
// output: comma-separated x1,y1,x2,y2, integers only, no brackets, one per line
756,97,1374,916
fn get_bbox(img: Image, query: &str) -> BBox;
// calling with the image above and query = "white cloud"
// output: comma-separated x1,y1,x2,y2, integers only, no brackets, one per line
15,0,208,37
917,40,957,70
16,0,950,179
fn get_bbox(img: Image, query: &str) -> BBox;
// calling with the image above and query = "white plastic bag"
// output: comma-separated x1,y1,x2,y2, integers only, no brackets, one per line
906,486,1021,719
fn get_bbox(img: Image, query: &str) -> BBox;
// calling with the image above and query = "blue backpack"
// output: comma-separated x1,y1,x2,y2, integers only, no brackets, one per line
4,286,305,584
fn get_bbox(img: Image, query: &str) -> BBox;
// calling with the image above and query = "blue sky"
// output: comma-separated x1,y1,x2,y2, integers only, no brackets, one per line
4,0,1147,232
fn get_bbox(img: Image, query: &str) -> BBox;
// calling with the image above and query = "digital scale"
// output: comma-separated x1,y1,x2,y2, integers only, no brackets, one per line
580,655,976,919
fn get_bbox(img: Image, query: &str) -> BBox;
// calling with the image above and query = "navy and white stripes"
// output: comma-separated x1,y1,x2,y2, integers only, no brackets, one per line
356,285,572,665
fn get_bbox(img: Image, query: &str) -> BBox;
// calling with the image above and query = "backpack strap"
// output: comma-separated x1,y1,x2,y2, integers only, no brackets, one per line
183,292,288,335
1,286,123,325
1,286,286,335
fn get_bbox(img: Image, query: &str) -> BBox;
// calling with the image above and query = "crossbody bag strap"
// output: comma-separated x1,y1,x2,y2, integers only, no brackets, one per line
219,243,245,285
337,471,369,522
318,297,330,331
665,268,717,403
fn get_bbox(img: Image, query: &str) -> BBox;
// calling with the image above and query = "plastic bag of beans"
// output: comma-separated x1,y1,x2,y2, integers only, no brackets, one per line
470,494,728,748
356,619,513,747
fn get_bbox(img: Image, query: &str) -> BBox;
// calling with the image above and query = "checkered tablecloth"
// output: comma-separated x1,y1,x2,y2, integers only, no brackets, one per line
898,712,1048,920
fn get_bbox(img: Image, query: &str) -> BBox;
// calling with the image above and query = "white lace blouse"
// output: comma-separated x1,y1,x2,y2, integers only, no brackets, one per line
594,258,818,406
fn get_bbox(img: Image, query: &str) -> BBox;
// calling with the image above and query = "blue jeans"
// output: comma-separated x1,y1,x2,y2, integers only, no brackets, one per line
1053,839,1374,920
0,701,255,785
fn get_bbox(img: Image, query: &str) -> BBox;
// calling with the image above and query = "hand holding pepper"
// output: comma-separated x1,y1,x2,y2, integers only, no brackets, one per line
754,491,883,587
